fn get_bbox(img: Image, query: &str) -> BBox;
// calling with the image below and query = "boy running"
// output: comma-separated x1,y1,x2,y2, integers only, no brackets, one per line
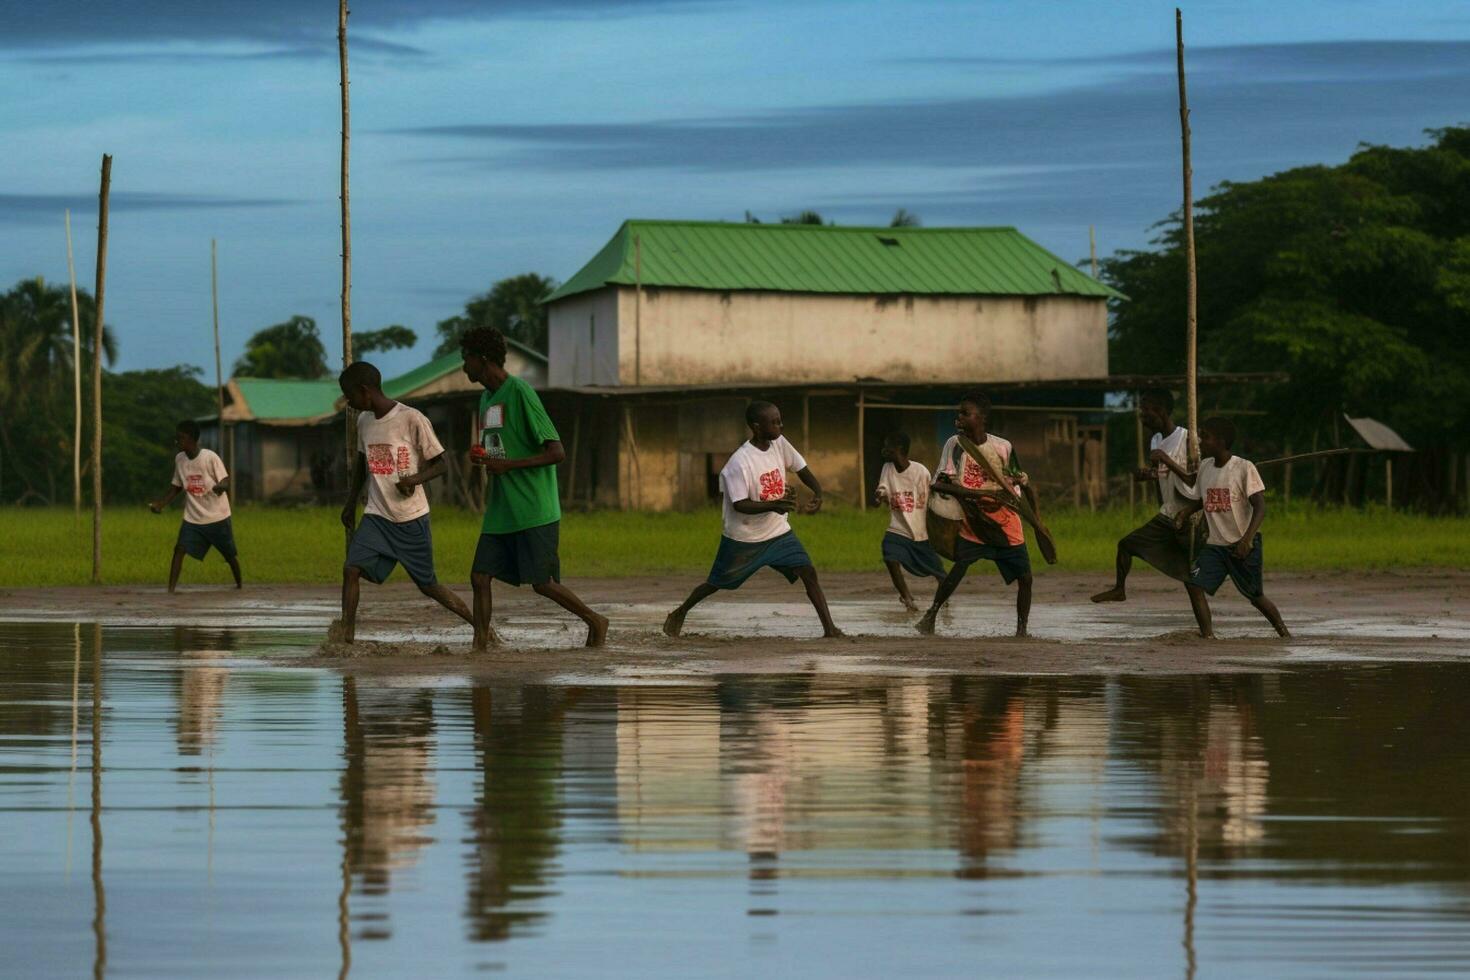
1092,388,1194,602
1174,417,1290,638
874,431,946,611
338,361,473,644
461,327,607,649
149,419,241,593
917,390,1037,638
663,400,842,639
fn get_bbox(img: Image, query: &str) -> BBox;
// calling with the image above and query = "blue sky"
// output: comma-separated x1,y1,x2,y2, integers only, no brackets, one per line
4,0,1470,378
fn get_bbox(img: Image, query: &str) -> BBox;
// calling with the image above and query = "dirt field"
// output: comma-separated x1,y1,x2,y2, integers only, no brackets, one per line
3,569,1467,682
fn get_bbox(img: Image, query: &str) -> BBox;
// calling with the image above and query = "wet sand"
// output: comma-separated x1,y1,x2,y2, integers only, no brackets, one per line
2,570,1466,681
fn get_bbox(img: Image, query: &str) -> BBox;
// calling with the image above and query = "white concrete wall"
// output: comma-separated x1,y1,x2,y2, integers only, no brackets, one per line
602,287,1108,385
548,289,622,387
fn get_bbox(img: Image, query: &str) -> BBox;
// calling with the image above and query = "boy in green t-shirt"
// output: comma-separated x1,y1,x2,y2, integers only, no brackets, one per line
461,326,607,649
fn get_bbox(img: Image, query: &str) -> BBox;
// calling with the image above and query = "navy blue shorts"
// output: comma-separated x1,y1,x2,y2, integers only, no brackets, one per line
347,514,438,587
473,522,561,587
1189,536,1264,599
177,518,237,562
953,537,1031,584
881,531,946,579
707,531,812,590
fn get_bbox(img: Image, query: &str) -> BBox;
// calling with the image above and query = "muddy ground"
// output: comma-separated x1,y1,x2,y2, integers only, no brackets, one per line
1,570,1466,681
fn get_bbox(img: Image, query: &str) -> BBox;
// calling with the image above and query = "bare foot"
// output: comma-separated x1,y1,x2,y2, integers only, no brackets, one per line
1090,587,1126,603
472,627,501,650
586,613,609,647
1015,623,1029,638
327,618,354,645
900,596,918,612
662,609,687,638
822,627,846,638
1200,630,1215,639
915,610,937,636
1275,624,1292,638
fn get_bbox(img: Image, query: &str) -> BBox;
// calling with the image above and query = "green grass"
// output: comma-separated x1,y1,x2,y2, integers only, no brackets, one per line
1,503,1465,587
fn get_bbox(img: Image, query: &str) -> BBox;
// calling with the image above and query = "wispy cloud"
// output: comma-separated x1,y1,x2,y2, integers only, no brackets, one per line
0,0,720,50
392,41,1470,175
0,192,302,225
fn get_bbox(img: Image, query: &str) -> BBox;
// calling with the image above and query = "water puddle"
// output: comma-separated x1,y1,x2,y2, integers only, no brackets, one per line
6,621,1470,977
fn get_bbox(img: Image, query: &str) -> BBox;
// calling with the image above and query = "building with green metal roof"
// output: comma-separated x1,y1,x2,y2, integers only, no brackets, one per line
546,220,1118,392
543,219,1127,511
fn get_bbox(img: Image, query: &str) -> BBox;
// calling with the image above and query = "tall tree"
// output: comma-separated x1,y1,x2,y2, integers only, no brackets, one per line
1102,125,1470,506
434,273,556,356
353,325,417,355
889,208,921,228
233,315,329,379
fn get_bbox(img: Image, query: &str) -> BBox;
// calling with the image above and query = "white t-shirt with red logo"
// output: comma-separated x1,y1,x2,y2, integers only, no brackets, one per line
937,434,1025,547
357,403,444,523
876,461,932,541
172,448,231,525
1150,426,1192,518
1182,454,1266,546
719,436,807,543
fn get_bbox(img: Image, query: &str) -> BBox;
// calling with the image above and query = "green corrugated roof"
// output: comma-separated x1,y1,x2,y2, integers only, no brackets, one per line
382,351,464,400
380,342,547,400
233,377,341,422
545,220,1122,303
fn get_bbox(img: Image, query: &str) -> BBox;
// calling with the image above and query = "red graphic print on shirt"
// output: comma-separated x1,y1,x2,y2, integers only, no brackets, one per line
396,446,412,475
757,468,785,501
1205,487,1233,513
890,490,915,513
185,474,206,496
366,444,395,476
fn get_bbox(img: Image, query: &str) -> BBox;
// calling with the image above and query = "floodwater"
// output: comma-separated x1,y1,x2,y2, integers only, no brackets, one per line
5,623,1470,978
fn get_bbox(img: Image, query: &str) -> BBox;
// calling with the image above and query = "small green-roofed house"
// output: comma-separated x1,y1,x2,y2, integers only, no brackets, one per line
207,377,344,502
543,220,1131,511
203,342,549,507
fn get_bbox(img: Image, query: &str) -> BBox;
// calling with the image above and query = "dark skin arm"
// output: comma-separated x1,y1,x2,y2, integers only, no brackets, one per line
472,440,566,475
1151,448,1197,487
731,467,823,515
1235,491,1267,559
395,453,447,497
212,476,231,496
340,452,369,530
149,484,183,513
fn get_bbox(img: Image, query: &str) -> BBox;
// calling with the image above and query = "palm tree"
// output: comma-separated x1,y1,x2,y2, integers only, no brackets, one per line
0,277,116,502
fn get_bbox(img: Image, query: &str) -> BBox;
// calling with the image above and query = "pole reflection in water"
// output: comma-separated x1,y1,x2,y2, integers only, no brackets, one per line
66,622,80,876
89,623,105,980
464,686,569,942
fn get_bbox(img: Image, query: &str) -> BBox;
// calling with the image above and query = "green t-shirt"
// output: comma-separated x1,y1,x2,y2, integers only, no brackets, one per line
478,376,562,534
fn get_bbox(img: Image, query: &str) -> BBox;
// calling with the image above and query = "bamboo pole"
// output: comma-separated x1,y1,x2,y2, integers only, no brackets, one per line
1132,396,1144,518
1176,9,1199,470
66,209,83,516
1089,224,1098,279
210,239,224,454
339,0,354,470
92,155,111,584
634,233,643,386
856,390,866,511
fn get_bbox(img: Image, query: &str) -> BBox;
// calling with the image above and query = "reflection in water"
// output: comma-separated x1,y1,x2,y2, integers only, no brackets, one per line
339,678,438,941
6,622,1470,977
90,623,105,980
464,686,568,942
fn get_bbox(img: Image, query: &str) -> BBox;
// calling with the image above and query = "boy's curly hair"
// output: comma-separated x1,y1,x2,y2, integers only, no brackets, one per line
459,326,507,367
